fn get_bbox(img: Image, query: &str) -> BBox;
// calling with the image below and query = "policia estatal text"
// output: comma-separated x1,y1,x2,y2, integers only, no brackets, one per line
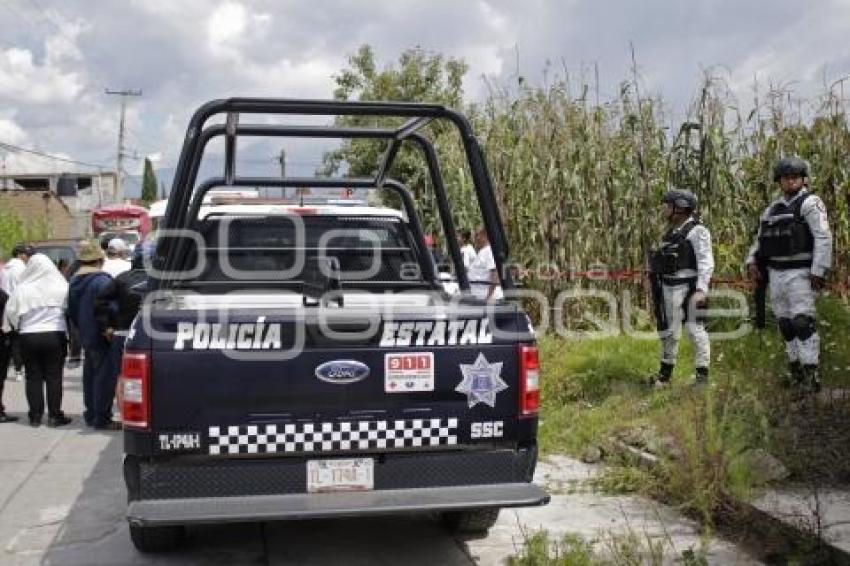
747,158,833,392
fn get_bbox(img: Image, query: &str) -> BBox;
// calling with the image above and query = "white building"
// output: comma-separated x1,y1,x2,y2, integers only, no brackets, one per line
0,171,119,237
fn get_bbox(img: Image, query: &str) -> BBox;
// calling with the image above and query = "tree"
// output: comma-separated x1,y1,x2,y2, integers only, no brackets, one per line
321,45,469,233
141,158,157,206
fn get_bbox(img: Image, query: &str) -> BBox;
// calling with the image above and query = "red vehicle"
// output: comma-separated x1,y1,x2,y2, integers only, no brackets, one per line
91,204,152,239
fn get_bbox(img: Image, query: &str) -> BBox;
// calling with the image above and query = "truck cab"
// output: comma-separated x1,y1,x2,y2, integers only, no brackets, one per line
121,99,548,552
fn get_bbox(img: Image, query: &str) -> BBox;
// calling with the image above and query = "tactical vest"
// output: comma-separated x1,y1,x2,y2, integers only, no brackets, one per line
758,193,814,267
649,219,698,275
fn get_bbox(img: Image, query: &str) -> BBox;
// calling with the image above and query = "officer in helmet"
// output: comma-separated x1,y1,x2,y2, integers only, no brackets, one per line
746,157,832,392
648,189,714,386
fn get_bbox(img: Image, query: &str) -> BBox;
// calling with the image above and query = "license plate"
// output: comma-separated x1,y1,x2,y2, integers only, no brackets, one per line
307,458,374,493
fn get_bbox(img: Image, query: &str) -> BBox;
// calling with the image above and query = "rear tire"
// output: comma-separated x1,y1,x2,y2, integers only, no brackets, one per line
129,524,185,553
441,508,500,534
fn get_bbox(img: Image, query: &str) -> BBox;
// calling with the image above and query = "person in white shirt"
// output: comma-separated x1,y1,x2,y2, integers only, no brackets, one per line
467,226,503,300
102,238,132,277
457,229,477,270
3,254,71,427
1,243,33,386
0,243,30,296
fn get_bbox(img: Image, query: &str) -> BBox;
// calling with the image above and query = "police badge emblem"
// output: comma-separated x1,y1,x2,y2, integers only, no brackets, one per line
455,353,508,408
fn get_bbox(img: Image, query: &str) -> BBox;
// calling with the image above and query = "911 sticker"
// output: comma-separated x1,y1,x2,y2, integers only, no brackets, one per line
385,353,434,392
158,432,202,451
470,421,504,439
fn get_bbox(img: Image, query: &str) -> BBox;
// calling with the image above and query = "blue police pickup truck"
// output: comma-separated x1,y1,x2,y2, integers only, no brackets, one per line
119,99,549,552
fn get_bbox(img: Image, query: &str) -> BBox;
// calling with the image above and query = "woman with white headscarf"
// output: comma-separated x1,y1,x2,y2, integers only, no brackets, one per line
3,254,71,427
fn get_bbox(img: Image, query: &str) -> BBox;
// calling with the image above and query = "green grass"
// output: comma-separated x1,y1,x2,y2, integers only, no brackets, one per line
508,531,600,566
507,528,707,566
538,296,850,521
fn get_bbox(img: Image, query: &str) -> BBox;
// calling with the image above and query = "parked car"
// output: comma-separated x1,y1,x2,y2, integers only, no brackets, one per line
122,98,548,552
31,238,82,276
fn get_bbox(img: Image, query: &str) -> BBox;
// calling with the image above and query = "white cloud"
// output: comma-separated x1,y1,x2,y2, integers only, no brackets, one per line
2,0,850,185
238,57,338,99
0,115,29,146
208,2,248,47
44,14,89,63
0,47,84,104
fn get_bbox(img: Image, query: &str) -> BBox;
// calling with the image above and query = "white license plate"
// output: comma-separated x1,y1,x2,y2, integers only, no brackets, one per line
307,458,374,493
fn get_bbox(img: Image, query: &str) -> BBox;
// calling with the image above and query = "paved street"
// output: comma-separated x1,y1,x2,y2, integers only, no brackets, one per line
0,367,758,565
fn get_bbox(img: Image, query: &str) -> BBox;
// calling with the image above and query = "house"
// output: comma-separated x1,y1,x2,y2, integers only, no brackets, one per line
0,171,119,238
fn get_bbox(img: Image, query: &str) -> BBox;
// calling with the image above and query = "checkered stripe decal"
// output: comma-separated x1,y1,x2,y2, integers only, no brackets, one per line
208,418,458,455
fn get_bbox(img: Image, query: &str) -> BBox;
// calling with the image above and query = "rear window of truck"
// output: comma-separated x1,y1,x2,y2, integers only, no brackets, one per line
187,214,426,286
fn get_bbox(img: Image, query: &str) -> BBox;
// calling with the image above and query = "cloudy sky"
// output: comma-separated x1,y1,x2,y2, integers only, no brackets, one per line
1,0,849,195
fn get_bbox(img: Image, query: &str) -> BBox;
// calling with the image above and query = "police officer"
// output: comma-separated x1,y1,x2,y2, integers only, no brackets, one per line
649,189,714,386
95,251,149,397
746,157,832,392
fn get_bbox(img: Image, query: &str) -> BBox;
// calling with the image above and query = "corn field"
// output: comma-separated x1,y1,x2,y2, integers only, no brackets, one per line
427,71,850,304
327,49,849,307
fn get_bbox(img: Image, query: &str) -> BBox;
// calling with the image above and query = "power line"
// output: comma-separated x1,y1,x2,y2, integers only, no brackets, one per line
0,139,108,169
124,125,163,151
121,168,142,188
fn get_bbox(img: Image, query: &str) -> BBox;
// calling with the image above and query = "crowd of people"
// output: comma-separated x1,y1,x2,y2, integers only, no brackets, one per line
0,237,147,428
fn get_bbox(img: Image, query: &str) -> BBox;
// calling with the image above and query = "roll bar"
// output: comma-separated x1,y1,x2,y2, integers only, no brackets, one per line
158,98,511,293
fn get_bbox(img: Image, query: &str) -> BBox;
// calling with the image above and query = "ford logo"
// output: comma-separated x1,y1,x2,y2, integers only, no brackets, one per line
315,360,370,384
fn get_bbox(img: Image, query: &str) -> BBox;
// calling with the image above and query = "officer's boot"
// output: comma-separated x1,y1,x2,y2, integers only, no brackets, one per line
693,367,709,386
803,365,821,394
783,361,804,389
650,362,674,388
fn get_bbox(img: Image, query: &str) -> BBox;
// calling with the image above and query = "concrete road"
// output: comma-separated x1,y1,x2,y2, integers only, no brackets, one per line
0,366,759,565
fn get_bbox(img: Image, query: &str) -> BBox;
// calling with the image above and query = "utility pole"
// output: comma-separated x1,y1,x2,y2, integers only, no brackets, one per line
105,88,142,203
278,149,286,199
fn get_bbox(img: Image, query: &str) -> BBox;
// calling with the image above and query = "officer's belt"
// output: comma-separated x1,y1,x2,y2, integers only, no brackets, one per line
660,276,697,286
768,258,812,270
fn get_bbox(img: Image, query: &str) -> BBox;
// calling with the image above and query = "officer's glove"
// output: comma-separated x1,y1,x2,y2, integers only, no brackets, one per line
691,290,707,309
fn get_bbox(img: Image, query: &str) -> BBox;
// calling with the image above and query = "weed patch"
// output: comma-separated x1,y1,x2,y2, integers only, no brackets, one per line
539,297,850,525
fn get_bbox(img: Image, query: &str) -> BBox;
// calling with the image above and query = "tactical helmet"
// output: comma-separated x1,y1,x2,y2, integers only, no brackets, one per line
773,157,808,182
661,189,698,211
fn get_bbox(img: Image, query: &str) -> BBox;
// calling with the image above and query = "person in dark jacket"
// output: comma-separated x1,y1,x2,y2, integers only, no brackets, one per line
64,250,84,368
68,240,120,430
95,253,148,393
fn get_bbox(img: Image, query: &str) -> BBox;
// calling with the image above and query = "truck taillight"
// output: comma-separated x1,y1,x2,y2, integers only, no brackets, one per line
519,345,540,417
119,351,150,430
